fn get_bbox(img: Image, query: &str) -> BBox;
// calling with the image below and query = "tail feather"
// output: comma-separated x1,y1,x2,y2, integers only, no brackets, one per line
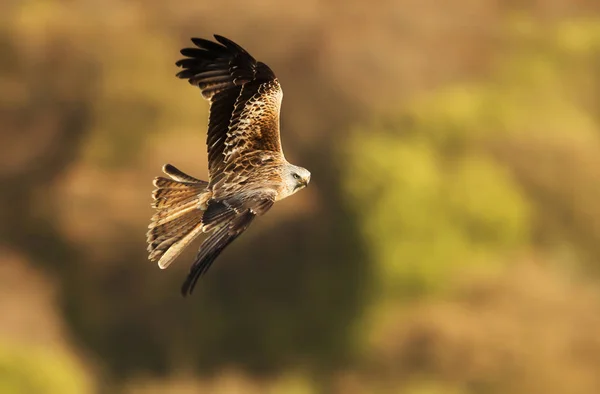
162,164,203,183
157,223,204,269
148,210,201,248
152,192,201,210
150,199,199,227
149,208,207,249
147,164,211,269
152,183,202,205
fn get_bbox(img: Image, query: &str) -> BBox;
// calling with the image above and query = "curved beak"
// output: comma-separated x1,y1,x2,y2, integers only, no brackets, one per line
294,176,310,191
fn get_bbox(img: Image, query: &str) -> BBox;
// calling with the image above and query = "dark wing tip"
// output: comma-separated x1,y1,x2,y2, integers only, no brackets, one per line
175,34,273,97
191,37,227,52
213,35,253,57
180,247,220,297
181,274,195,297
179,209,262,297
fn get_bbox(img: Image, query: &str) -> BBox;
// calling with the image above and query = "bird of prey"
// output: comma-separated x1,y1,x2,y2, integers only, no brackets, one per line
147,35,311,296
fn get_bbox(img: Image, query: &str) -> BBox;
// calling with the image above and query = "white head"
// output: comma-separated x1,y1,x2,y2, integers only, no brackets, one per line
278,163,311,200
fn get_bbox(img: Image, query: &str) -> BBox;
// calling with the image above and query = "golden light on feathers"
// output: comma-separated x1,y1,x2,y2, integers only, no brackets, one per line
146,35,311,296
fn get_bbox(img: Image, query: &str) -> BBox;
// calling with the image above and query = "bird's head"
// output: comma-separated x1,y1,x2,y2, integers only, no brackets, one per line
279,164,311,199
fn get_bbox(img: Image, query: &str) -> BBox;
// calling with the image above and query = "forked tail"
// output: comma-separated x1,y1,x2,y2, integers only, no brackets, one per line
146,164,211,269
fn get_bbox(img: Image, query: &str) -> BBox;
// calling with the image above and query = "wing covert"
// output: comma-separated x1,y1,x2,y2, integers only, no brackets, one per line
175,35,284,181
180,193,275,295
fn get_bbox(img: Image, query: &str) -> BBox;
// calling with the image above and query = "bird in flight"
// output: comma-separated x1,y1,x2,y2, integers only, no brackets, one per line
147,35,311,296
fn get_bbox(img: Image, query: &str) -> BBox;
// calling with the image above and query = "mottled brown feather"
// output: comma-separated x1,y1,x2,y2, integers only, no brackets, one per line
181,196,275,296
148,36,296,294
175,34,284,183
147,166,211,269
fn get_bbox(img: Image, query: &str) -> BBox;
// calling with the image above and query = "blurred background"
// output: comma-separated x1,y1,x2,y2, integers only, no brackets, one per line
1,0,600,393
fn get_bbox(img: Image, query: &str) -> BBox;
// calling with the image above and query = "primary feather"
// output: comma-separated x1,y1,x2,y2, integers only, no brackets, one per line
147,35,311,296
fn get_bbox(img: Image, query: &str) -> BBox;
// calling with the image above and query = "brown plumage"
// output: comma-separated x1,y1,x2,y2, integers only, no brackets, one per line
146,35,311,296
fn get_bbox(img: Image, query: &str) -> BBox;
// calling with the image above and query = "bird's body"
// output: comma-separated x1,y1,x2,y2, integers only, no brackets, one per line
146,35,310,296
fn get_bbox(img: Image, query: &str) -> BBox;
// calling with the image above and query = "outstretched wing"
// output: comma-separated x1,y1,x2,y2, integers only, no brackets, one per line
180,192,275,296
175,35,284,182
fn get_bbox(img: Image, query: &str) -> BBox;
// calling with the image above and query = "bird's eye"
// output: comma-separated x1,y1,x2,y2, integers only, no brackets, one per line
293,173,301,180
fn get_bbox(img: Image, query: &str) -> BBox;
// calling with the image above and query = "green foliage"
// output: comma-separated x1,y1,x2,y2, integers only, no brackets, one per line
2,0,369,382
344,17,600,297
4,0,600,391
0,343,90,394
345,121,530,296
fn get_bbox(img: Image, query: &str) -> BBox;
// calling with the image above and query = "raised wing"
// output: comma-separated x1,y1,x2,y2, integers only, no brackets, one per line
180,191,275,296
175,35,284,182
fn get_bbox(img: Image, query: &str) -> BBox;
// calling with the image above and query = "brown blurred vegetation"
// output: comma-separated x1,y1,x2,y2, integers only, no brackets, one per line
1,0,600,393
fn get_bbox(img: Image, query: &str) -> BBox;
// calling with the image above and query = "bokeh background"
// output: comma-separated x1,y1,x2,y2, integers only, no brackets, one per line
2,0,600,393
